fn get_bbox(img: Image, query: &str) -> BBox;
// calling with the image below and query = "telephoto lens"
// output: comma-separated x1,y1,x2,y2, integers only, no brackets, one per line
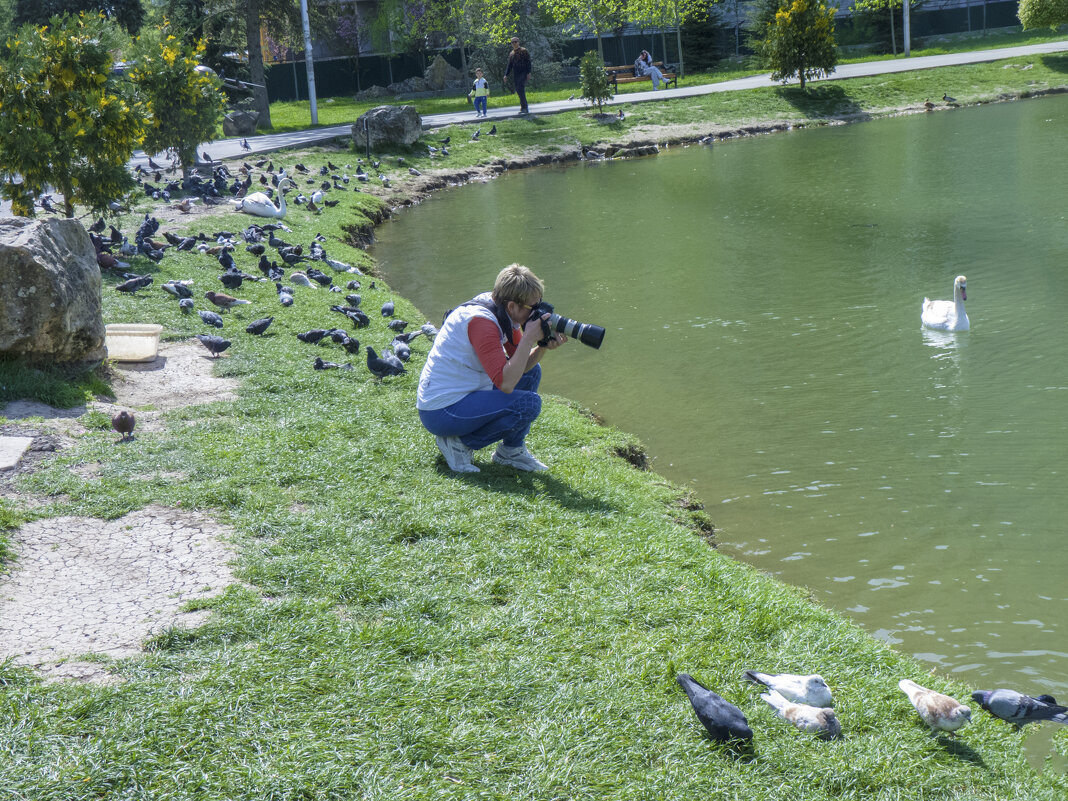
529,302,605,349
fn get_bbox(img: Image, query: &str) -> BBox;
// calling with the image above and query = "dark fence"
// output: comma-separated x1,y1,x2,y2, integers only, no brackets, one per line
264,1,1023,102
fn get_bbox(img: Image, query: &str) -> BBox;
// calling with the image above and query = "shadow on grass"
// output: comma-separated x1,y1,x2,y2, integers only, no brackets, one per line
1041,54,1068,73
775,84,870,121
935,734,986,766
441,464,619,514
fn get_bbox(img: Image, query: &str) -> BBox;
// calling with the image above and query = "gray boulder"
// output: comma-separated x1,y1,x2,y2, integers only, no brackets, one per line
0,217,105,364
351,105,423,150
424,54,463,90
355,85,391,101
222,110,260,137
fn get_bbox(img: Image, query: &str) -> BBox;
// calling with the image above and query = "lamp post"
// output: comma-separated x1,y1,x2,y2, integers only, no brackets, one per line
299,0,318,124
903,0,911,57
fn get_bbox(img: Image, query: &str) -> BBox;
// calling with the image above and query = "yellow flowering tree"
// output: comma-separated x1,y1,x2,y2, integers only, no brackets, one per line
130,23,226,178
0,13,145,217
759,0,838,90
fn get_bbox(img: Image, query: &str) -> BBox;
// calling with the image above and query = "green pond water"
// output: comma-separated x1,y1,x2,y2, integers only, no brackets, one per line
372,95,1068,700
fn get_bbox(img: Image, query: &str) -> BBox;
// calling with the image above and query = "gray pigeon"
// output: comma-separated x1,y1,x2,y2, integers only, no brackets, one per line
971,689,1068,730
381,300,395,317
195,333,231,358
245,316,274,336
390,339,411,361
198,310,224,328
676,674,753,742
744,671,833,708
179,298,194,313
366,346,406,379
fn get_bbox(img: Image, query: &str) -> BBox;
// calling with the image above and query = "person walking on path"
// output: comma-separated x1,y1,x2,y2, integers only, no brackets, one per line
469,68,490,117
505,36,532,115
634,50,669,90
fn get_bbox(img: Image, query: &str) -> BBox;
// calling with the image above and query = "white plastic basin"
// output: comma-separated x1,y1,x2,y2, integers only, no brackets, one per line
105,324,163,362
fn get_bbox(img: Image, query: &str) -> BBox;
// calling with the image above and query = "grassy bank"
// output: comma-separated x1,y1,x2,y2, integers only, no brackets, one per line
2,54,1068,800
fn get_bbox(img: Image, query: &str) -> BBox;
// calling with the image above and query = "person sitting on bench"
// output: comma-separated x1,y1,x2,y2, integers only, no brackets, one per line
634,50,668,90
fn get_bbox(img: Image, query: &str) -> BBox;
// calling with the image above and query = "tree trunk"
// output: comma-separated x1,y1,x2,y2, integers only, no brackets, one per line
889,5,897,56
245,0,271,129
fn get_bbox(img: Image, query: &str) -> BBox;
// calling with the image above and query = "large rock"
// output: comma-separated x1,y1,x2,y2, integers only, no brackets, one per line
222,110,259,137
351,105,423,150
424,54,463,90
0,217,105,364
354,85,391,101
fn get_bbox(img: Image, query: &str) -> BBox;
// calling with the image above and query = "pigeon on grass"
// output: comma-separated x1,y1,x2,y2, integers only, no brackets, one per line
676,674,753,743
971,689,1068,730
195,334,231,358
899,679,971,736
744,670,833,708
760,690,841,740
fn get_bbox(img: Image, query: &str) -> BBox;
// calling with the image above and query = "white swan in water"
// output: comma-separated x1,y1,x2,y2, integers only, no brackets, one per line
921,275,969,331
230,178,296,218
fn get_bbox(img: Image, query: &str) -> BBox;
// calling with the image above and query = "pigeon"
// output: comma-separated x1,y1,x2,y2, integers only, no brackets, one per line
111,410,136,442
743,671,833,708
899,679,971,736
391,339,411,361
161,280,193,299
204,291,251,311
289,272,315,288
346,280,362,290
471,129,481,141
391,330,422,345
201,150,213,163
245,316,274,336
439,136,450,144
195,333,231,358
297,329,329,344
568,93,575,101
618,109,625,120
345,294,361,308
387,319,408,333
88,217,106,233
676,674,753,743
313,356,340,370
381,301,395,317
198,310,224,328
179,298,194,313
408,166,422,176
488,124,496,135
971,689,1068,730
340,336,360,355
278,291,294,307
241,138,251,151
760,690,841,740
115,275,153,294
943,93,958,104
420,323,439,338
366,346,406,379
380,348,405,371
924,99,936,110
219,272,244,290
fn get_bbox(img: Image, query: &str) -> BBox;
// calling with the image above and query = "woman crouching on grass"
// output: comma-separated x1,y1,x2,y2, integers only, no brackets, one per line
417,264,567,474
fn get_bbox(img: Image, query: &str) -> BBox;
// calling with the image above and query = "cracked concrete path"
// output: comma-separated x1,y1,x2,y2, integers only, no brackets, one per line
0,505,236,683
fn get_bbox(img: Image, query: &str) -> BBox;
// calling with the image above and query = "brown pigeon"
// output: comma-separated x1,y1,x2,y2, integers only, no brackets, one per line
111,410,135,442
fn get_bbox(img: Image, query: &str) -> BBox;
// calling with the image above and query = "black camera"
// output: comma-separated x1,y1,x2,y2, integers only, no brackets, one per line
528,301,605,350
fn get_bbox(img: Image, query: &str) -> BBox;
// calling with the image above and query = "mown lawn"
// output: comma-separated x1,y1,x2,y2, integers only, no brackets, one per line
2,51,1068,800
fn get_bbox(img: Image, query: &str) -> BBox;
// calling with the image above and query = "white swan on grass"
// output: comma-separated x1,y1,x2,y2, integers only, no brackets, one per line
229,178,296,219
922,275,969,331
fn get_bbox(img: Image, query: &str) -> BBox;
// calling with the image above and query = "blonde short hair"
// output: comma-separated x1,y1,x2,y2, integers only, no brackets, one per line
492,263,544,307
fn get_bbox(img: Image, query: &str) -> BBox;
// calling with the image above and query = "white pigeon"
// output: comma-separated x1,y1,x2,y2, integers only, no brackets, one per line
744,670,834,708
921,274,969,331
761,690,841,740
289,272,315,288
899,679,971,735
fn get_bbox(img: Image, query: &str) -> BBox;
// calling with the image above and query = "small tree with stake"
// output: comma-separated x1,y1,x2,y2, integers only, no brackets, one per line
0,13,145,217
579,50,613,114
758,0,838,90
130,23,226,179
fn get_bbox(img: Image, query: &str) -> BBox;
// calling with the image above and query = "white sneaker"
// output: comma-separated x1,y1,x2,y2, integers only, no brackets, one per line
492,444,548,472
436,435,480,473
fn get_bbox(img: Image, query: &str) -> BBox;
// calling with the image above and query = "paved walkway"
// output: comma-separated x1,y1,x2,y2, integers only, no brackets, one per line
131,40,1068,168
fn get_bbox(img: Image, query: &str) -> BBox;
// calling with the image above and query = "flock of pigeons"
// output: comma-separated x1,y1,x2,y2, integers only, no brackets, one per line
90,156,442,381
677,670,1067,744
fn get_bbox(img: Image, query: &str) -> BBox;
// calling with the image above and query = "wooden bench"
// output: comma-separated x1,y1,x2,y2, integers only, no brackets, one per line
605,62,678,91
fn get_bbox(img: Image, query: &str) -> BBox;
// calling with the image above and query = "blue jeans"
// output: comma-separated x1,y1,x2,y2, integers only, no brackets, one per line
419,365,542,451
474,96,487,115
